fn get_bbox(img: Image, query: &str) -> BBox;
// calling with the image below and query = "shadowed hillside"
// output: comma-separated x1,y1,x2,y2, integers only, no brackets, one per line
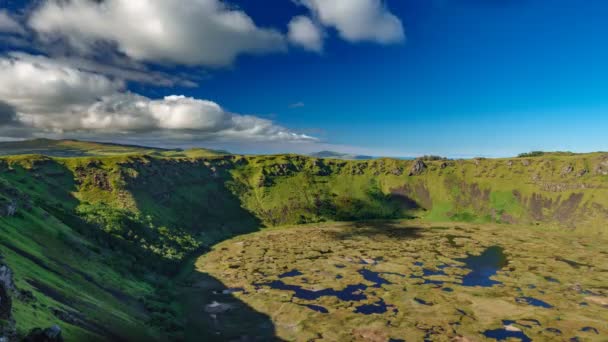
1,140,608,340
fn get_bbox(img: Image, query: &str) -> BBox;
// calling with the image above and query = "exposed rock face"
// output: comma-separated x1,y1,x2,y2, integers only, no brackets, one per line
0,262,16,341
409,160,427,176
390,167,403,176
0,200,16,217
561,165,574,176
595,158,608,175
23,325,64,342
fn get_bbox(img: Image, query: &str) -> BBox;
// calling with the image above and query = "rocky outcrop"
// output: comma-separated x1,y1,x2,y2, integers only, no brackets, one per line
0,261,16,341
561,164,574,176
0,200,17,217
409,160,427,176
23,325,63,342
595,158,608,175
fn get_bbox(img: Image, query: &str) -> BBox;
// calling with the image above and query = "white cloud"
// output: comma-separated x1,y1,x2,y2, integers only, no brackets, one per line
299,0,404,44
0,53,123,123
288,16,323,52
0,10,25,35
0,54,315,142
29,0,287,67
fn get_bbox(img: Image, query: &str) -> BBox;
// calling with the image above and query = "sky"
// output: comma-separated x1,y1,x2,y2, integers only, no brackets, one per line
0,0,607,157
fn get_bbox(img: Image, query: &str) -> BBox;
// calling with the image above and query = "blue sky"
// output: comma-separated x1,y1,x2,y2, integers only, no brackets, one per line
0,0,607,157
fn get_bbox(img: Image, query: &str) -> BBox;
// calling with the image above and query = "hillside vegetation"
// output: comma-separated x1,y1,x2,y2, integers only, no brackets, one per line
1,140,608,340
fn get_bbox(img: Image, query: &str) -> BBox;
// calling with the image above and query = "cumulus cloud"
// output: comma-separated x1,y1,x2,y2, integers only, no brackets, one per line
0,10,25,35
299,0,404,44
0,53,123,121
0,54,315,142
29,0,287,67
288,16,324,52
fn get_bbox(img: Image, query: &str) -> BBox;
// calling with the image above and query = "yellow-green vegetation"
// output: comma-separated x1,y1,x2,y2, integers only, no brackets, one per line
0,139,608,340
198,220,608,341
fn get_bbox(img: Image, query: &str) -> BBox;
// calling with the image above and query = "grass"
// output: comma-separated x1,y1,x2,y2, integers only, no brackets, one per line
0,139,608,340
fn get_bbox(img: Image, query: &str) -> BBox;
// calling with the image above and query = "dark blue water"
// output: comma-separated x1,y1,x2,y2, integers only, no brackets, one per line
414,298,432,306
483,328,531,342
545,276,560,283
259,280,368,301
515,297,553,308
442,287,454,292
546,328,562,335
410,274,445,286
581,327,599,334
458,246,507,287
354,299,388,314
279,269,303,278
358,269,391,288
423,268,447,276
304,304,328,313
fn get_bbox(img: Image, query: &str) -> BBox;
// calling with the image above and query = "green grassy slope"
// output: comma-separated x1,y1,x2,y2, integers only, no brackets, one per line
230,153,608,232
0,141,607,340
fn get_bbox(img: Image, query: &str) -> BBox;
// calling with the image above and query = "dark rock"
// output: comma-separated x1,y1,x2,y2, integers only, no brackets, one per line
351,164,367,175
577,169,588,177
594,159,608,175
0,263,16,341
390,168,403,176
561,165,574,175
23,325,63,342
409,160,427,176
0,200,17,217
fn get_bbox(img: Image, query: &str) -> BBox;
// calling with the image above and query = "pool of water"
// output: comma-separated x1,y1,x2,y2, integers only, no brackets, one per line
358,269,391,288
279,269,303,278
258,280,368,301
304,304,329,313
354,299,388,314
515,296,553,308
483,327,531,342
457,246,508,287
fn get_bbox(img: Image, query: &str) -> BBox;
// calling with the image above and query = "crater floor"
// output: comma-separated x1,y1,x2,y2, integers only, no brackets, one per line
196,220,608,341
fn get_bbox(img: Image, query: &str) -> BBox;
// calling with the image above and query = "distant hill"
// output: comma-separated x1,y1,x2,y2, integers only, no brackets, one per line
0,138,228,157
310,150,374,160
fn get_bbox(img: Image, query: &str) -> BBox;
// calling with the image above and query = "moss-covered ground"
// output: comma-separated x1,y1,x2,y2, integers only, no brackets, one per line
198,220,608,341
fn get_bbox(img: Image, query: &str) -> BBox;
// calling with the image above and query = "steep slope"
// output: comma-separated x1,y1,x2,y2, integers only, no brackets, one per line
231,154,608,232
1,148,608,340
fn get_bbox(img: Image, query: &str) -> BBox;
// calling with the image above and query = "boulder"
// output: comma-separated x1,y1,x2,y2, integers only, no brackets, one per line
595,159,608,175
0,263,15,341
23,325,64,342
561,165,574,175
409,160,427,176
